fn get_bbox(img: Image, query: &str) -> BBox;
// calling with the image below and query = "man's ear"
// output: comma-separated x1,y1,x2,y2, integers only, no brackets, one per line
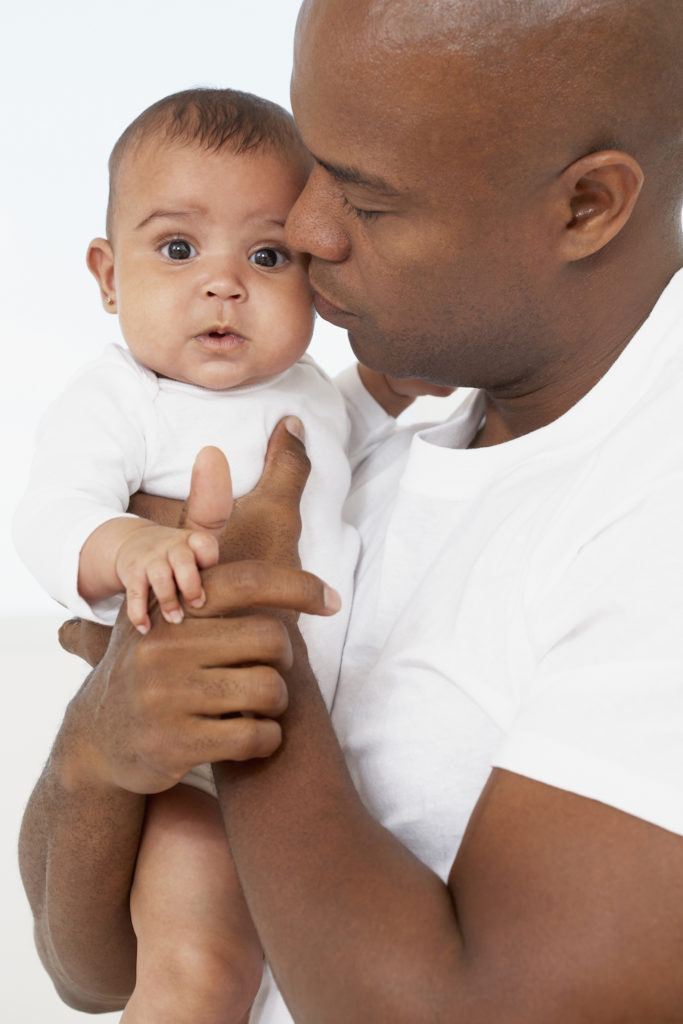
86,238,118,313
555,150,644,261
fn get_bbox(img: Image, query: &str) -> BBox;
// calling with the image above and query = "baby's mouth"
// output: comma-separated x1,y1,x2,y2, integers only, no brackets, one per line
195,328,247,348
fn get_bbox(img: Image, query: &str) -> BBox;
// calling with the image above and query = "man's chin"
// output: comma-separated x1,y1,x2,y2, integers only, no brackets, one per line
345,327,388,373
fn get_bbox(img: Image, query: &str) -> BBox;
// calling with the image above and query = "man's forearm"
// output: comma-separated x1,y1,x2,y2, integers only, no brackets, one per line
19,694,144,1011
213,637,464,1024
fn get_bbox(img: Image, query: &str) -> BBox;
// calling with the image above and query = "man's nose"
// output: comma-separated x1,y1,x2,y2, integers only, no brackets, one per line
286,166,350,262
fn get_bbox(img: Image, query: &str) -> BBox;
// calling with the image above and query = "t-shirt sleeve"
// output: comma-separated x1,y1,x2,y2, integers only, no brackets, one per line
13,350,150,622
493,472,683,836
334,364,398,470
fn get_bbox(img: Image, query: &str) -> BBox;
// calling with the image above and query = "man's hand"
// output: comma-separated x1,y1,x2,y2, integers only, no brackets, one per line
59,417,339,795
70,561,336,795
186,417,311,567
20,420,328,1011
60,420,310,665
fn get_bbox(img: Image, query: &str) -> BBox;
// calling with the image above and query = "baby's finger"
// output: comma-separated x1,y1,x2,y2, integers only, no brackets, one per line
125,575,152,635
168,542,206,608
187,530,220,570
147,558,184,624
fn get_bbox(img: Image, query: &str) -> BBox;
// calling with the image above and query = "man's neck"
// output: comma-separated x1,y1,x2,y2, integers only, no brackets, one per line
470,269,675,448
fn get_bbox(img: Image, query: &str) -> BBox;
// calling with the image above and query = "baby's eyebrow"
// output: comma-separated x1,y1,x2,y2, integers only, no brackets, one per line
247,216,287,229
135,208,205,230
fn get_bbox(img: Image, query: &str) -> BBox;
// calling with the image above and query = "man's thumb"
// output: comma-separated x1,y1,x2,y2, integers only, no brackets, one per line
257,417,311,504
182,446,233,536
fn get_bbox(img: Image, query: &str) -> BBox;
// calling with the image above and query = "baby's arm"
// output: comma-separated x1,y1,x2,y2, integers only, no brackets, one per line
78,517,220,634
357,364,455,417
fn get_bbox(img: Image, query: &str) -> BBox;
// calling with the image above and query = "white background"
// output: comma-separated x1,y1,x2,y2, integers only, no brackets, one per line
1,2,680,1020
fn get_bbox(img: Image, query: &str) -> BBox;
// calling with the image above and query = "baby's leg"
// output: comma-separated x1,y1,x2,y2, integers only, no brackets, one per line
121,783,263,1024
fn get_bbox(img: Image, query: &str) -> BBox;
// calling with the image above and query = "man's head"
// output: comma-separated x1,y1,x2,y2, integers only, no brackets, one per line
88,89,315,391
288,0,682,409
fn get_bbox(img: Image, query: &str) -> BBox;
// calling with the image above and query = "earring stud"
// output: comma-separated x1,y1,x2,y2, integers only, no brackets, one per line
105,296,114,305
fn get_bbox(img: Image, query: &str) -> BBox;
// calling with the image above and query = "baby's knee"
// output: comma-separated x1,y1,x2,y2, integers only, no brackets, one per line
137,930,263,1024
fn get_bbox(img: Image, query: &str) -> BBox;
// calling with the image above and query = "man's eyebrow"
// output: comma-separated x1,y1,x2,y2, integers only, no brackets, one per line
315,157,401,196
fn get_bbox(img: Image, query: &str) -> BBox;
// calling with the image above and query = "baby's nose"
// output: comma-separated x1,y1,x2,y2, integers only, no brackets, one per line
203,260,247,301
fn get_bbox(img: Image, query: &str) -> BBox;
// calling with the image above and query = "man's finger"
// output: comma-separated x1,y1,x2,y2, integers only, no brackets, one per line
255,418,311,505
188,561,341,619
181,446,233,535
58,617,112,667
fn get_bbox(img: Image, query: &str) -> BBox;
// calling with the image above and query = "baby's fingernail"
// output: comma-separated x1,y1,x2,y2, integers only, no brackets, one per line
323,586,341,613
189,589,206,609
285,416,305,442
136,623,149,636
165,609,184,624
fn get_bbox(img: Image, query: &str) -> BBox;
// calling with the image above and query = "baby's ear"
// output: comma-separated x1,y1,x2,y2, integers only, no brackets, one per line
554,150,644,262
86,238,117,312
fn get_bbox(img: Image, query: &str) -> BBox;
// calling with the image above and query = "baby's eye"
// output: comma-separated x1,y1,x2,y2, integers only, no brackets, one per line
160,238,197,260
249,248,287,269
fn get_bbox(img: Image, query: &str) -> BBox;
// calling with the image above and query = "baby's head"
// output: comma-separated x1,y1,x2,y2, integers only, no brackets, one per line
88,88,315,390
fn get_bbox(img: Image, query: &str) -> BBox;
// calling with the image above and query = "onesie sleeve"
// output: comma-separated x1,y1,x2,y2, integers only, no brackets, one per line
13,346,152,621
493,471,683,837
334,363,398,471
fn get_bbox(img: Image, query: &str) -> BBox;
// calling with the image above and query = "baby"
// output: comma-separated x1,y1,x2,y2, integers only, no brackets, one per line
14,88,404,1023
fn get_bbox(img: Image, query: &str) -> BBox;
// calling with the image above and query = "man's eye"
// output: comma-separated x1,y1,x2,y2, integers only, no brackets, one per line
249,248,287,269
160,238,197,260
341,195,381,223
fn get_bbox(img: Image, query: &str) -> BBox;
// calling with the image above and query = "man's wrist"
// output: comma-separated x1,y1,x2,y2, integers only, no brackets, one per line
51,682,126,796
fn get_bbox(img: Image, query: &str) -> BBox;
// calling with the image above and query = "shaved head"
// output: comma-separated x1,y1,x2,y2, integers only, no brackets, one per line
296,0,682,203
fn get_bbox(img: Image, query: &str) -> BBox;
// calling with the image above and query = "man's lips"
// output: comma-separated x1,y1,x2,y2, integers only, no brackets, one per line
312,289,355,323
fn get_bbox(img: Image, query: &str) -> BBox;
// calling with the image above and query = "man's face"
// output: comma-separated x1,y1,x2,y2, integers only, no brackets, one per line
99,139,314,391
287,1,556,392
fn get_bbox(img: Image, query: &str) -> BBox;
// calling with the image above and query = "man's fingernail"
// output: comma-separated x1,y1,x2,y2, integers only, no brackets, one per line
189,590,206,608
136,623,149,636
285,416,305,442
165,609,184,624
323,586,342,613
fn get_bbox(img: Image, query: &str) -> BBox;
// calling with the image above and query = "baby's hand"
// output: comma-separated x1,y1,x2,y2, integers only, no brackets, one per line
115,524,219,634
357,364,455,417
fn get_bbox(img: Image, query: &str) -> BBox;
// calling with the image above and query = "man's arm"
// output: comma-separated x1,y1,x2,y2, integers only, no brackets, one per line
24,426,683,1020
19,709,143,1011
17,423,324,1009
214,621,683,1023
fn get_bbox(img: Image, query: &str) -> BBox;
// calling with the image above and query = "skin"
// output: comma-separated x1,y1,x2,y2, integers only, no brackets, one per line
89,138,315,392
287,0,681,444
80,139,315,631
80,136,426,630
19,423,335,1011
18,0,683,1020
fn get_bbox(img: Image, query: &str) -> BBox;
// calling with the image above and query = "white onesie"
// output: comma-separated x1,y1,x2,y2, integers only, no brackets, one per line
14,344,394,723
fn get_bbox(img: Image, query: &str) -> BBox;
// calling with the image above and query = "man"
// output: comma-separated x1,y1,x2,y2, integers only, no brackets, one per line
19,0,683,1021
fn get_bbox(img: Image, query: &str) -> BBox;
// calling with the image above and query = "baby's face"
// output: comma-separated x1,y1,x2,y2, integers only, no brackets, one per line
94,138,314,390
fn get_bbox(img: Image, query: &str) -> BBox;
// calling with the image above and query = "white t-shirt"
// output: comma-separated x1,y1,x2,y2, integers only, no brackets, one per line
14,345,394,706
251,270,683,1023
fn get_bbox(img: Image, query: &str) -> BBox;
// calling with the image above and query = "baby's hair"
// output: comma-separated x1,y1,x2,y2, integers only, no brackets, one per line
106,87,309,239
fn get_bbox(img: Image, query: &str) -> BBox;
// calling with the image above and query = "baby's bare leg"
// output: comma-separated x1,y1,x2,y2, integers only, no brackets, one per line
121,783,263,1024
